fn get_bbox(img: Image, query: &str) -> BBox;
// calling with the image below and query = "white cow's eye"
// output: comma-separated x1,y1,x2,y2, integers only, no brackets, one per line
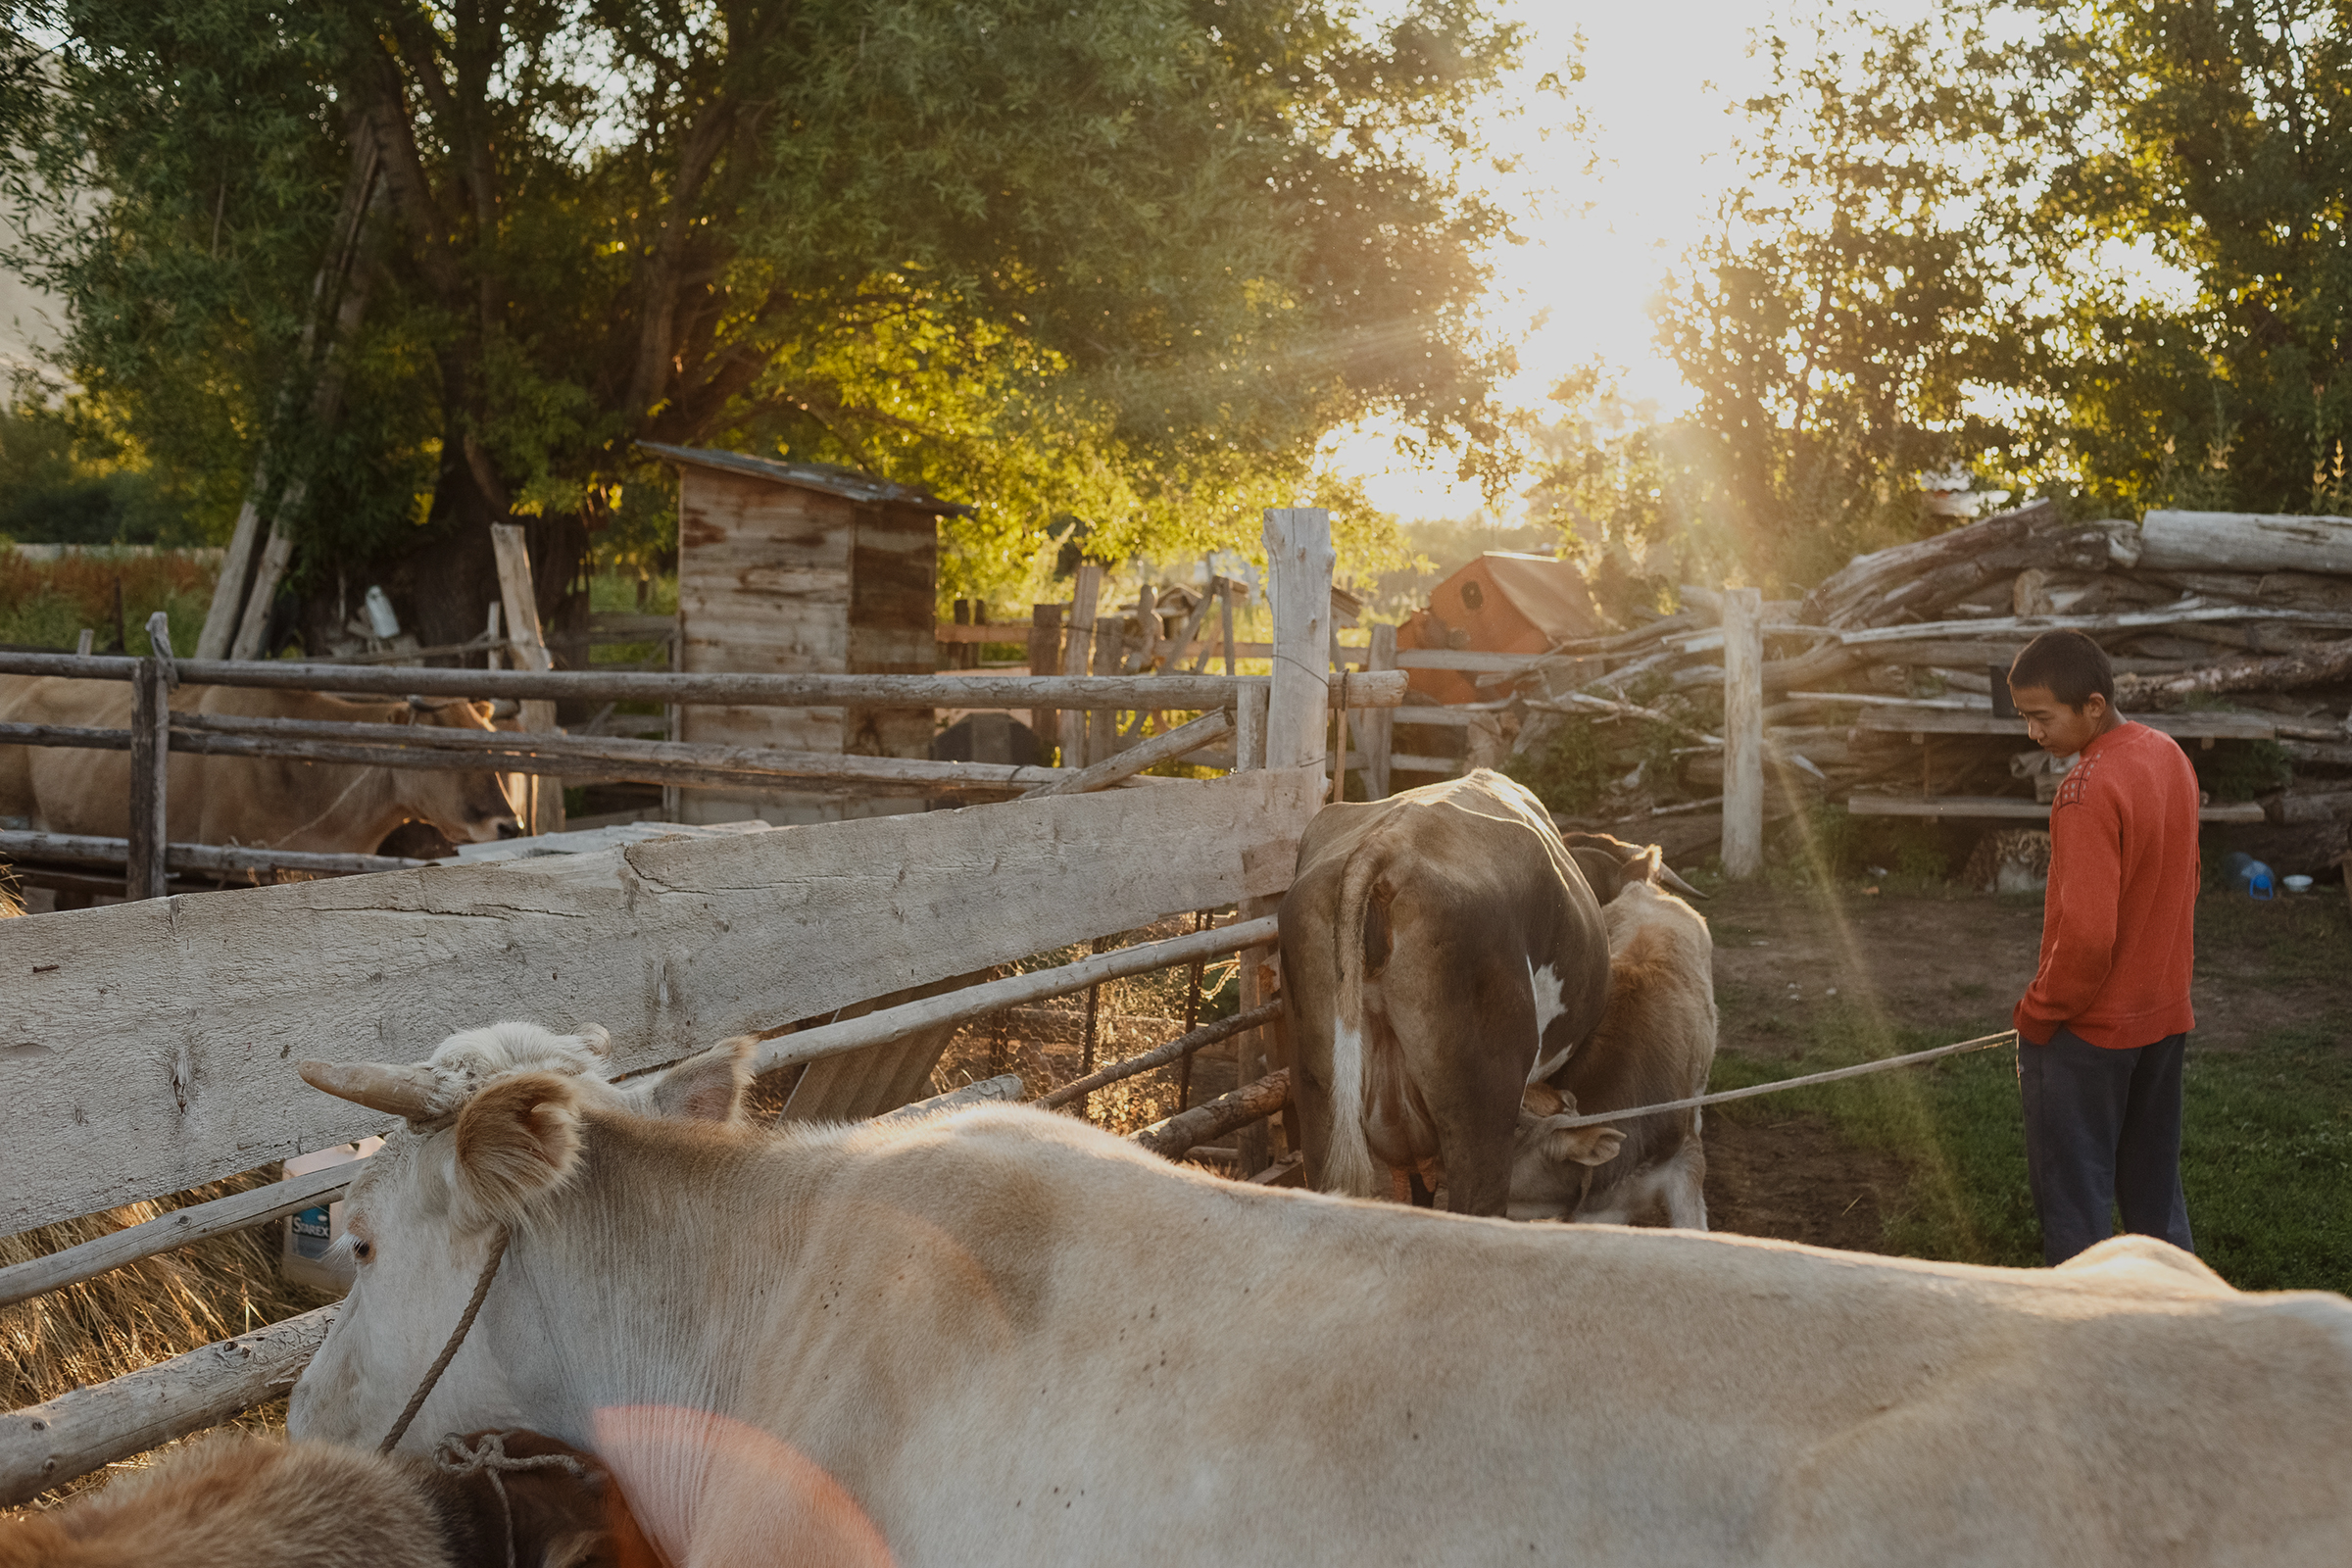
352,1240,374,1263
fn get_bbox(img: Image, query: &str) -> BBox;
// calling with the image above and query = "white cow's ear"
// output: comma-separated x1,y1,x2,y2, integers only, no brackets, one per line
570,1023,612,1059
1540,1117,1624,1169
642,1037,754,1123
451,1071,585,1231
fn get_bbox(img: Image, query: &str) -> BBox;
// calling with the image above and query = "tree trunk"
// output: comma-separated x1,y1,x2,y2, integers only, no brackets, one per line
2117,637,2352,709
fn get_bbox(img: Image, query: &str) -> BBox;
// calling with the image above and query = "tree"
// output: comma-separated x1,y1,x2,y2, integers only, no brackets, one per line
1637,10,2040,593
2023,0,2352,516
1,0,1532,645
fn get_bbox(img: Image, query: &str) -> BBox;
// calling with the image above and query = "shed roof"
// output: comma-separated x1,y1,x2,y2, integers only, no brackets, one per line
1474,552,1599,643
638,442,974,516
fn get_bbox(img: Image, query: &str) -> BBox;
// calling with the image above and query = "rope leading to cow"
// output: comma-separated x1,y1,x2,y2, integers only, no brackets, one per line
380,1227,511,1454
1541,1029,2021,1131
432,1430,595,1568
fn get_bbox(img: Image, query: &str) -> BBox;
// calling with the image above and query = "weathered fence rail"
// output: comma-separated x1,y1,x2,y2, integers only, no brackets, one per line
0,649,1403,712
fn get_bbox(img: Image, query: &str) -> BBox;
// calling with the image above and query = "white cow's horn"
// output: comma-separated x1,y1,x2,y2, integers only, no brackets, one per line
297,1059,443,1119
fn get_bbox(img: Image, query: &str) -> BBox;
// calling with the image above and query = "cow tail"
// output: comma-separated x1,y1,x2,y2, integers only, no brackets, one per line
1323,845,1390,1200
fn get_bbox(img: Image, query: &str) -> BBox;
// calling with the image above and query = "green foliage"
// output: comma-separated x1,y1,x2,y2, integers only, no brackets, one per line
2021,0,2352,515
1504,710,1681,816
1504,715,1619,815
2,0,1542,607
1535,3,2352,592
1536,10,2040,596
2193,739,2293,804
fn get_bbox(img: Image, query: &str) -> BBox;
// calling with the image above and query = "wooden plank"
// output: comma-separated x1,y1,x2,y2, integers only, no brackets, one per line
0,719,1162,797
0,1303,338,1508
0,1165,359,1310
2137,510,2352,573
1028,603,1062,741
1847,794,2268,824
124,660,171,900
1838,600,2352,647
1392,649,1538,672
1363,622,1396,800
1036,1002,1281,1109
1853,708,2277,740
1128,1068,1290,1159
0,651,1405,711
752,918,1281,1077
0,766,1324,1235
935,622,1042,644
1262,509,1333,770
225,525,293,662
1020,708,1232,798
1720,588,1765,880
490,522,562,834
0,831,426,877
873,1073,1023,1122
1059,563,1102,767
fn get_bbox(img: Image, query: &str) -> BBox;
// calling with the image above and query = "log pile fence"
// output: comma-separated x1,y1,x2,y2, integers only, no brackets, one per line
0,509,1348,1507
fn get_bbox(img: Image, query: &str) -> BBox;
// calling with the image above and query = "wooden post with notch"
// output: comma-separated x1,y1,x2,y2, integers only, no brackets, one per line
124,657,171,900
1721,585,1764,879
490,523,564,836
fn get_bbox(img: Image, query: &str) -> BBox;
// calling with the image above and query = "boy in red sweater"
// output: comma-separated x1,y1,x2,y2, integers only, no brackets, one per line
2007,629,2199,1264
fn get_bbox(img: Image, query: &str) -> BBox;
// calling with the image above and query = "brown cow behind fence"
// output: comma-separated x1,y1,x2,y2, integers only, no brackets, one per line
0,677,518,854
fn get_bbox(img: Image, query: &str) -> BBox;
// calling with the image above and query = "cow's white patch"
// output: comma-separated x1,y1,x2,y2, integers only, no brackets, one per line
1526,959,1574,1083
1325,1020,1382,1197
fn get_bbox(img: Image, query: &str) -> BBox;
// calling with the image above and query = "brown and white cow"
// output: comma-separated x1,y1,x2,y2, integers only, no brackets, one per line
285,1024,2352,1566
1510,876,1717,1225
1280,771,1690,1214
0,1428,650,1568
0,677,519,855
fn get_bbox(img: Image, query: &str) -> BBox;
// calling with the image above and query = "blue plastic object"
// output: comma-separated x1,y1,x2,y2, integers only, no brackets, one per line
2223,852,2277,900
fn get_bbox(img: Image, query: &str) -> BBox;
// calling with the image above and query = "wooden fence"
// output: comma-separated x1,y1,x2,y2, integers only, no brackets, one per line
0,509,1348,1504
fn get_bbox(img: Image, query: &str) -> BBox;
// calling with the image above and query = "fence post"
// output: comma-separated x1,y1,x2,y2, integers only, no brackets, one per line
1028,603,1063,751
1260,509,1333,770
1057,563,1102,768
124,658,171,900
490,522,564,836
1721,586,1765,879
1364,622,1396,799
1233,507,1333,1177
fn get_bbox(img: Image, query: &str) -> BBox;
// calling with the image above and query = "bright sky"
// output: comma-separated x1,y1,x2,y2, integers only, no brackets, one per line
1330,0,1930,523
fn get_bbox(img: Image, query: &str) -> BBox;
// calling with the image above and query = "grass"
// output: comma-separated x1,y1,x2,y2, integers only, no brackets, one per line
2,1167,336,1509
0,551,217,654
1709,998,2352,1295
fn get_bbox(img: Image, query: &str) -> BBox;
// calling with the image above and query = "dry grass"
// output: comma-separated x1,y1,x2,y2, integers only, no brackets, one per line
0,551,216,653
2,1169,335,1511
925,910,1250,1141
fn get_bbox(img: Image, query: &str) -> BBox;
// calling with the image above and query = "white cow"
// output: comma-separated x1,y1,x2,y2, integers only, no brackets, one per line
288,1023,2352,1568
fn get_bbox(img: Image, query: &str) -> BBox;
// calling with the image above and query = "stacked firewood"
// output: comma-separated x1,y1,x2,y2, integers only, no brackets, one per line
1507,501,2352,870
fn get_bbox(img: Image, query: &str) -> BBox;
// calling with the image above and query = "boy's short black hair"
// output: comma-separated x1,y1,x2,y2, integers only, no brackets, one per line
2008,629,2114,710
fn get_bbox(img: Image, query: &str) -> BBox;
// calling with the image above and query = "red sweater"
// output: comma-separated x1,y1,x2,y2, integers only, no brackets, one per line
2014,721,2200,1049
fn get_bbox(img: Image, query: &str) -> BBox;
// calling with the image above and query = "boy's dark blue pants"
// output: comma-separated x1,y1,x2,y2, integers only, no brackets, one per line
2018,1027,2194,1265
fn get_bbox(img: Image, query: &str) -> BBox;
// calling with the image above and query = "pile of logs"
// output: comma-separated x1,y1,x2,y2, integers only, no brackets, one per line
1510,503,2352,873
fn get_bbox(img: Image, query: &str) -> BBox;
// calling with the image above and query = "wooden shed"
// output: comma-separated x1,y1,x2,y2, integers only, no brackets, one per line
1399,552,1601,706
640,442,972,825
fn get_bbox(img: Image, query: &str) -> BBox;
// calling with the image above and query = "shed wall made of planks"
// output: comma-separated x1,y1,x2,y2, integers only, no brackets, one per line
674,467,939,824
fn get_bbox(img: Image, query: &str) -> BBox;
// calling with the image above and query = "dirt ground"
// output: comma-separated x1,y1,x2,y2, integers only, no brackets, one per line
1695,877,2352,1248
